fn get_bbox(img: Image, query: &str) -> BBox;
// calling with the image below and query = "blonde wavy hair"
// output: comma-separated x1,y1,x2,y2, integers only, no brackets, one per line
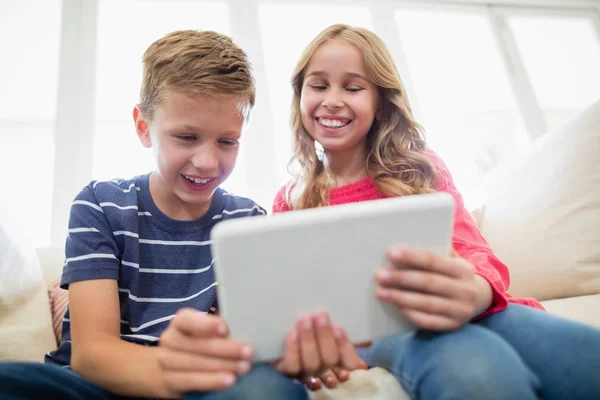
140,30,255,121
287,24,436,210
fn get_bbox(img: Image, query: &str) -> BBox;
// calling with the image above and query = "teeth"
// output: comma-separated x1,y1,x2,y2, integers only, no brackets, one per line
319,118,348,128
184,175,212,185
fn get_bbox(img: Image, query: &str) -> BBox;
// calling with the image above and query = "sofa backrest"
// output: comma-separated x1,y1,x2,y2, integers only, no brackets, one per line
479,99,600,302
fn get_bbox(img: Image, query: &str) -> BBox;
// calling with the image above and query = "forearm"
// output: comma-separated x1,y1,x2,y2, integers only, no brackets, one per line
473,274,493,318
72,334,177,399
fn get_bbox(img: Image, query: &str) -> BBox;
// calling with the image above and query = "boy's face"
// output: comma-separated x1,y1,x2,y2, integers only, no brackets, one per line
134,90,244,219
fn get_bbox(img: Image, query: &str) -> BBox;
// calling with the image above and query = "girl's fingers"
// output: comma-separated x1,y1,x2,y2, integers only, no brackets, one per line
333,326,365,371
304,376,322,391
162,370,236,394
376,268,473,300
319,369,339,389
298,315,322,376
313,311,340,368
387,247,473,279
276,328,301,376
375,286,474,320
400,308,463,331
156,348,250,375
331,366,350,382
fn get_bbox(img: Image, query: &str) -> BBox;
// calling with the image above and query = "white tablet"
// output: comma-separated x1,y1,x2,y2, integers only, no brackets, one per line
210,192,455,361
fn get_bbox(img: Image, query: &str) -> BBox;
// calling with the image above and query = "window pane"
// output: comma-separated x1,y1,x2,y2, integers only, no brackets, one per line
0,0,61,247
508,14,600,132
0,0,61,120
258,3,374,186
0,141,55,247
93,0,231,181
395,9,527,210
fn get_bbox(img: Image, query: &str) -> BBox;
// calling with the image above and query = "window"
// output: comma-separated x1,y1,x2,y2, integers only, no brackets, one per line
395,8,528,210
507,13,600,132
257,3,374,186
0,0,62,246
93,0,232,183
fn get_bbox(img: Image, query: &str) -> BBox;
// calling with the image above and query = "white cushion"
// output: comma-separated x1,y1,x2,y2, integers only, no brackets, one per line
480,100,600,301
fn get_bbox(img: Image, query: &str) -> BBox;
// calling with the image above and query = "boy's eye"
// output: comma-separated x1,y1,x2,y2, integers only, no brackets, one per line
218,139,239,147
176,135,196,141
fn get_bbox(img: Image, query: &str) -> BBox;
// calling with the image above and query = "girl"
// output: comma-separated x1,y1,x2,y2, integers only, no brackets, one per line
273,24,600,399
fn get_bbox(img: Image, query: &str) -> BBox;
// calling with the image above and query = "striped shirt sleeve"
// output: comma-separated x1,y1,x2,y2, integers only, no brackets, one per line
60,185,121,289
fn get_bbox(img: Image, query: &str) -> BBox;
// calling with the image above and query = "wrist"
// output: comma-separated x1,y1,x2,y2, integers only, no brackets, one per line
473,274,493,318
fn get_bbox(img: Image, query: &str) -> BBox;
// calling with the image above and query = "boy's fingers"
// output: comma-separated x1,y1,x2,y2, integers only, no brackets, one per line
161,333,253,361
172,308,228,337
162,371,236,394
313,311,339,368
156,348,251,375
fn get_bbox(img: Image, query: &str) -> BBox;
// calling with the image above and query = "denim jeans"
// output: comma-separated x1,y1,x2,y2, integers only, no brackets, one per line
0,362,307,400
357,304,600,400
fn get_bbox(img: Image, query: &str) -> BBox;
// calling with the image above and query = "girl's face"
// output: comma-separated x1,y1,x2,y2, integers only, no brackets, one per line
300,39,379,157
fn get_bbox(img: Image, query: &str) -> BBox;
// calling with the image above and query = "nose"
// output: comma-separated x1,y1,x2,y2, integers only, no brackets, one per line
322,88,344,110
190,144,219,173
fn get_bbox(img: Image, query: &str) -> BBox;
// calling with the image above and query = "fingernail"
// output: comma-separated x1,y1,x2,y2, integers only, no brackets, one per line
376,269,391,281
334,326,343,339
237,361,250,374
222,374,236,386
317,313,329,327
289,328,298,341
241,345,253,360
390,248,404,258
217,322,227,336
377,287,390,299
303,318,312,330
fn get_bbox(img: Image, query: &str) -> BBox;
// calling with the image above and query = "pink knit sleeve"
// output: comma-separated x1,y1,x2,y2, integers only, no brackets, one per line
424,149,509,318
272,185,292,213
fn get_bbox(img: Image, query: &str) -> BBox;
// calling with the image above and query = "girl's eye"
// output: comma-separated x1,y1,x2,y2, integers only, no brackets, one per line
219,139,239,147
346,87,363,93
176,135,196,141
309,85,327,91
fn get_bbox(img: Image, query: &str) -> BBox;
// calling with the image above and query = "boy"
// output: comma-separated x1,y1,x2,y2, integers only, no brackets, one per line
0,30,307,400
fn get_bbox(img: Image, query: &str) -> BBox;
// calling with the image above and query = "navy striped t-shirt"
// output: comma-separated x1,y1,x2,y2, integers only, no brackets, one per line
45,173,266,366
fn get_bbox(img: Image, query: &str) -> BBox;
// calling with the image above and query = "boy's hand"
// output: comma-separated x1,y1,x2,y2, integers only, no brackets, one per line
157,308,253,396
375,247,484,332
274,310,365,390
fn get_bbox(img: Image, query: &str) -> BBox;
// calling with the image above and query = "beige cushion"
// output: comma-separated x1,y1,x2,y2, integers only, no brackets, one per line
0,282,57,362
542,294,600,329
480,100,600,301
309,368,409,400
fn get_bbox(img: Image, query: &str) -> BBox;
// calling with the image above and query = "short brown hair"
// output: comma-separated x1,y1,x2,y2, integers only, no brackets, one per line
140,30,255,120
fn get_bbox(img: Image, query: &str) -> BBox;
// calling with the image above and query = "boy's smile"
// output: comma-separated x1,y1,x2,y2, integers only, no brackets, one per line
134,90,245,220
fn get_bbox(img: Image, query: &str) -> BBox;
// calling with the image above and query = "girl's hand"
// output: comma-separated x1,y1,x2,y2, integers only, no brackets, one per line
375,247,488,331
157,308,253,396
275,310,365,389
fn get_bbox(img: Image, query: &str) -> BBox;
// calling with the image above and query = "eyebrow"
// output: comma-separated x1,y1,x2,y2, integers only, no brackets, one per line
305,70,369,82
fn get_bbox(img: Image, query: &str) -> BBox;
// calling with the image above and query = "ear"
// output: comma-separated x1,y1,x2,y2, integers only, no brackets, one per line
133,105,152,148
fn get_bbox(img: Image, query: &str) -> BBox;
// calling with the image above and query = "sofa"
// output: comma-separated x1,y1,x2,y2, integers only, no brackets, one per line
1,99,598,399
